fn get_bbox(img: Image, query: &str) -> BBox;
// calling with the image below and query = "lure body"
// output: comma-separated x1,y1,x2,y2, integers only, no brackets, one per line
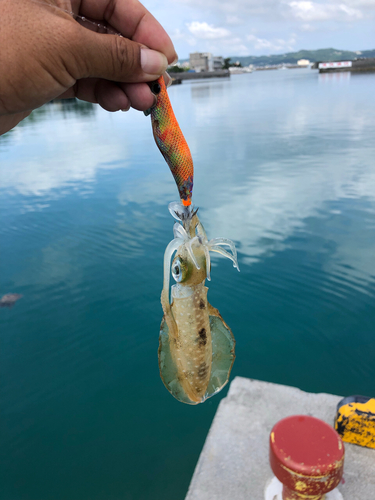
146,76,193,206
159,203,239,404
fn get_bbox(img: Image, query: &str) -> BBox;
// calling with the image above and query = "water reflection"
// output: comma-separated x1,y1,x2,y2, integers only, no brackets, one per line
2,72,375,274
20,99,96,125
48,99,96,117
1,69,375,500
190,83,225,100
123,72,375,287
0,104,130,197
318,71,351,84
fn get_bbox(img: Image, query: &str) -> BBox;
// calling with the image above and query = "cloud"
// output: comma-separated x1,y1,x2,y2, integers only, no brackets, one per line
342,0,375,7
225,15,243,25
156,0,375,58
247,34,297,52
169,28,197,46
288,1,363,21
299,23,317,31
175,0,373,22
176,0,283,17
186,21,231,39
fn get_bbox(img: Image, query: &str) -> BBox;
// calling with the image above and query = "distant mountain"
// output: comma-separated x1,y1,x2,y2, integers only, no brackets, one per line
229,48,375,67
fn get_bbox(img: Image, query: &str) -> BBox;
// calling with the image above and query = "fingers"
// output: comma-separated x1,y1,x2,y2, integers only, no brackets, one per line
59,79,156,112
79,0,177,63
94,80,131,111
119,82,156,111
60,71,172,112
70,26,168,82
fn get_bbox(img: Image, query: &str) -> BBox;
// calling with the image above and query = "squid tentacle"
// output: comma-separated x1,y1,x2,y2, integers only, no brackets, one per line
186,236,200,270
208,245,240,271
203,244,211,281
173,223,188,240
208,238,239,271
161,237,184,324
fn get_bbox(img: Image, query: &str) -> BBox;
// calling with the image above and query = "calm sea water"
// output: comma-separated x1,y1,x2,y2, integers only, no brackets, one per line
1,69,375,500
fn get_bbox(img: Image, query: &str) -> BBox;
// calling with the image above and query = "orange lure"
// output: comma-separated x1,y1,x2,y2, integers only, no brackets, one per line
145,76,193,206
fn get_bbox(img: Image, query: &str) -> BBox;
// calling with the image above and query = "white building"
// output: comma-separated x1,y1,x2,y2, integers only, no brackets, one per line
213,56,224,70
189,52,213,72
297,59,310,66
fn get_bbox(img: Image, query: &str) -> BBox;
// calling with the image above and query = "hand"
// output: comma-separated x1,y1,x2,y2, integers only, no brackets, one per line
0,0,177,135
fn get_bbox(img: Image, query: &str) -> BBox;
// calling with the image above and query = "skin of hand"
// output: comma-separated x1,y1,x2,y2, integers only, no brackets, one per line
0,0,177,135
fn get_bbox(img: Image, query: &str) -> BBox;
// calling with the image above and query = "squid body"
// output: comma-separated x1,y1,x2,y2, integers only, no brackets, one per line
159,202,239,404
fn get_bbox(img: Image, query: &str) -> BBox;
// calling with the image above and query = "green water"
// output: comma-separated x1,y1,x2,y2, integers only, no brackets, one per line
1,69,374,499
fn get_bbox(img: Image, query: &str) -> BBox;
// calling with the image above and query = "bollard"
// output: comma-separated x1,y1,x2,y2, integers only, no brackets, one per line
268,415,344,500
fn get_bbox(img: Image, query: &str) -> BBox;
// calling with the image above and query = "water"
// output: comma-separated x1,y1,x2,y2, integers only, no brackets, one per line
1,69,375,499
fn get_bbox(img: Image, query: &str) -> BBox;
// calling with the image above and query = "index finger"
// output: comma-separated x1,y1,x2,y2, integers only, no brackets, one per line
78,0,177,63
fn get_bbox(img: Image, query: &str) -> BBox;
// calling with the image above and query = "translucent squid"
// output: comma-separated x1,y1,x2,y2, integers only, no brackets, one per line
159,202,239,404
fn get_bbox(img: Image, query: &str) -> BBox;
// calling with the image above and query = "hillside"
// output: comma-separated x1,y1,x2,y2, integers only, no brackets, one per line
230,48,375,67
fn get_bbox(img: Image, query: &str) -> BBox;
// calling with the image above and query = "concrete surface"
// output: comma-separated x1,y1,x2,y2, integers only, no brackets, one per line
185,377,375,500
172,70,230,82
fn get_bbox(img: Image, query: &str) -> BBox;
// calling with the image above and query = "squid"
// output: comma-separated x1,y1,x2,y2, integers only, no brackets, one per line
158,202,239,404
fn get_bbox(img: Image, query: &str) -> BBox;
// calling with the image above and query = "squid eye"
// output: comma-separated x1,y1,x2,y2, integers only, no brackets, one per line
172,257,186,283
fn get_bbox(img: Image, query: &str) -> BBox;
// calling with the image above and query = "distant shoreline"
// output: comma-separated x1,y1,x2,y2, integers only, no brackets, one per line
177,48,375,69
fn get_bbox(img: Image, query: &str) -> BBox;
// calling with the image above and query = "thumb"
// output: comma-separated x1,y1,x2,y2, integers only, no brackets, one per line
70,28,168,83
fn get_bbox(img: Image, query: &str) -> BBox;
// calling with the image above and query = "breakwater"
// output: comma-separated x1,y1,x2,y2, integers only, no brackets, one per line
171,69,230,84
313,57,375,73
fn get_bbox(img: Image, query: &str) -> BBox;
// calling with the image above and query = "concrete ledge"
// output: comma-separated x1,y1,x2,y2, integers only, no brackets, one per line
185,377,375,500
172,70,230,82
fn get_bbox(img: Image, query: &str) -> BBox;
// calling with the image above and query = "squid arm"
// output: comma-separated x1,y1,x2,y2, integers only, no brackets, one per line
160,238,181,340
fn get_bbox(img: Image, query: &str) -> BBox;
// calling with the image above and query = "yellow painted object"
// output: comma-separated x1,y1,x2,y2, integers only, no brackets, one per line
335,395,375,449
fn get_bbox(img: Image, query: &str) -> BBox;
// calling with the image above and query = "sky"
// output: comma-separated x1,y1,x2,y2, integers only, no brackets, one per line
141,0,375,59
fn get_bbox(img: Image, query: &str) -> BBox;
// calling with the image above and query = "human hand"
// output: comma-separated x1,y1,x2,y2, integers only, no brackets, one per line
0,0,177,135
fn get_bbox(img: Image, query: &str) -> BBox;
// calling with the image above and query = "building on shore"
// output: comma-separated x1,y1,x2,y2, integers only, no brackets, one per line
189,53,224,72
297,59,310,66
213,56,224,70
189,52,213,72
229,65,253,74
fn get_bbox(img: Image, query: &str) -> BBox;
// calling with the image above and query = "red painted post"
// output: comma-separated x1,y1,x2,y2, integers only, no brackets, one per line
269,415,345,500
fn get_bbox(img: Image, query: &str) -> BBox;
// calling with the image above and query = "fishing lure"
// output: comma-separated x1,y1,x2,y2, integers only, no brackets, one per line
146,75,239,403
159,202,239,404
145,76,193,206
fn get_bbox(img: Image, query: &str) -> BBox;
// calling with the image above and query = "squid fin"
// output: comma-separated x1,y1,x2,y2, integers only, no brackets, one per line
206,303,236,398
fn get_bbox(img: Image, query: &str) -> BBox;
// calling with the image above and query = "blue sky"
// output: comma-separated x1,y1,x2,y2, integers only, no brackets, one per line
142,0,375,58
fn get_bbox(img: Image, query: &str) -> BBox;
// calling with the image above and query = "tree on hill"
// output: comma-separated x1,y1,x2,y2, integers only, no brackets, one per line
223,58,232,69
223,57,243,69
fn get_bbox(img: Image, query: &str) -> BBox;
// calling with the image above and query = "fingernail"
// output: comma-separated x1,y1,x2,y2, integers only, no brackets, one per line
171,53,179,65
121,103,131,112
141,48,168,76
164,71,172,88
